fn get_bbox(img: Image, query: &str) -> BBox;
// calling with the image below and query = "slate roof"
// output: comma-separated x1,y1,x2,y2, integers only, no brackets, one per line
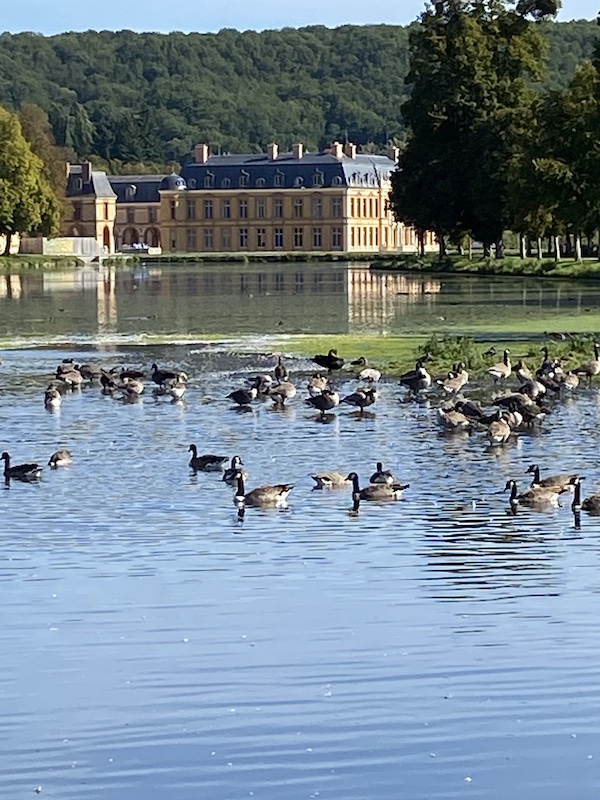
66,165,117,199
108,174,167,204
179,151,396,191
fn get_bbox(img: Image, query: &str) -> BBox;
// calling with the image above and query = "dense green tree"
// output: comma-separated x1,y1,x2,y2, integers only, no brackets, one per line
0,106,60,254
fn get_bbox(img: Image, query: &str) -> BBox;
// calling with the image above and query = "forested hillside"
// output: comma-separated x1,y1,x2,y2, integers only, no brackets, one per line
0,21,596,166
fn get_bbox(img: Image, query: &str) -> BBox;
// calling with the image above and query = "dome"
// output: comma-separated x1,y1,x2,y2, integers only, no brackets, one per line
159,173,187,191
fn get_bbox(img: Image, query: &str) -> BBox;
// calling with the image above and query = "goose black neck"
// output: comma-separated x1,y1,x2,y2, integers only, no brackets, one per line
572,480,582,510
236,473,246,497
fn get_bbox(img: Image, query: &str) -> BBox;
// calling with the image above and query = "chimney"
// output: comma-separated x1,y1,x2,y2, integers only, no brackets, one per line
267,142,279,160
343,142,357,159
386,146,400,163
292,142,304,159
331,141,343,159
194,143,209,163
81,161,92,183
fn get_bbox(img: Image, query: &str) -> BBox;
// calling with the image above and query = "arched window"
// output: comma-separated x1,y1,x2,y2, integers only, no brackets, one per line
125,184,136,200
188,178,197,189
274,170,285,187
221,177,231,188
293,176,304,187
332,176,342,186
256,177,266,187
204,172,215,188
312,170,324,187
239,170,249,187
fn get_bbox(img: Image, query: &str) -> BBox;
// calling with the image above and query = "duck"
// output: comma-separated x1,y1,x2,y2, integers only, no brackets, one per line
1,452,43,481
526,464,578,492
269,380,297,405
151,362,179,386
504,479,562,508
312,348,344,373
307,373,329,397
188,444,228,472
311,471,350,489
274,356,289,383
350,357,381,383
48,449,73,468
44,383,62,410
574,342,600,386
369,462,396,485
305,389,340,418
488,349,511,382
222,456,247,485
341,387,377,414
234,471,293,507
347,471,409,502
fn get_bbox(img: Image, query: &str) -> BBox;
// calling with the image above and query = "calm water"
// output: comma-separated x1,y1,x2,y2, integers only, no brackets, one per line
3,264,600,799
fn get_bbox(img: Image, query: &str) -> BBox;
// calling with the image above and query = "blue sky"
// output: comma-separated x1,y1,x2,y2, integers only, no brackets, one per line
2,0,597,35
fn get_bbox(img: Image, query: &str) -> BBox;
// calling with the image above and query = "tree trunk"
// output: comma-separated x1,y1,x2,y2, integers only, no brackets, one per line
519,234,526,259
468,237,472,261
495,239,505,259
554,235,561,262
3,233,11,256
438,235,446,260
419,232,425,258
575,232,582,262
536,238,542,259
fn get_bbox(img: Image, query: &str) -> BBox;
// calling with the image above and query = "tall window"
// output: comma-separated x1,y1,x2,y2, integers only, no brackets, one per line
238,199,248,219
239,170,249,187
274,171,284,187
312,227,322,249
312,197,322,218
350,198,355,217
186,228,197,251
274,198,283,218
170,229,177,250
374,199,379,218
104,202,109,219
293,198,304,218
256,228,266,248
239,227,248,248
186,199,196,220
73,202,82,221
148,207,157,223
331,197,342,218
369,198,374,218
204,229,214,250
170,200,176,220
126,208,135,223
362,198,367,217
332,227,342,250
222,228,231,250
256,199,266,218
274,227,284,248
351,228,355,247
204,199,213,219
222,199,231,219
294,227,303,248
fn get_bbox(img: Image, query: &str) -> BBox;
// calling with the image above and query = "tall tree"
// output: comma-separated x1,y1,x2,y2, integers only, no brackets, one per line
0,106,60,255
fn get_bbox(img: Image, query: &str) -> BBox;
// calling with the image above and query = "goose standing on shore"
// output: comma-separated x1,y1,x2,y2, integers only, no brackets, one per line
313,348,344,373
574,342,600,386
488,349,511,383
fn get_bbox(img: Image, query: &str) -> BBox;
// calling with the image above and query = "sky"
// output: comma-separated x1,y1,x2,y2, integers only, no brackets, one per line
2,0,597,35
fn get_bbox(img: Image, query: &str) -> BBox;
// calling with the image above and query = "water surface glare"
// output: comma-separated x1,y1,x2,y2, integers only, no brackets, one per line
2,342,600,799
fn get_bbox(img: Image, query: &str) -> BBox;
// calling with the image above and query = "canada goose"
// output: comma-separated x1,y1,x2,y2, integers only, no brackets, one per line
574,342,600,386
56,368,83,387
307,372,329,396
48,449,73,468
188,444,228,472
574,478,600,514
400,356,432,395
274,356,289,383
269,380,297,405
222,456,247,485
351,357,382,383
453,399,486,421
151,362,179,386
483,346,497,358
168,373,187,400
515,359,533,383
121,377,145,395
537,346,555,377
1,452,43,482
559,371,579,392
120,367,145,381
487,411,512,445
437,407,471,432
313,348,344,373
347,471,409,501
369,462,396,485
437,367,467,396
504,404,523,430
311,471,350,489
305,389,340,418
488,349,511,382
77,363,100,381
526,464,578,492
234,471,293,507
504,479,562,508
341,387,377,414
44,383,61,410
100,369,118,392
227,378,260,406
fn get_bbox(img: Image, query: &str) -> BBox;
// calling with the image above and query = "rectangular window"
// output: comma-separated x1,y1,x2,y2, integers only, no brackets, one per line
170,200,176,220
148,207,157,223
370,227,374,246
362,198,367,217
239,227,248,248
256,199,266,218
73,202,82,221
239,199,248,219
312,197,322,218
256,227,266,248
312,227,322,249
222,199,231,219
293,198,304,218
375,228,379,246
374,199,379,218
104,202,109,220
332,197,342,218
204,228,214,250
186,199,196,220
332,227,342,250
350,198,355,218
222,228,231,250
274,227,284,248
274,198,283,219
369,198,374,218
204,199,213,219
170,229,177,250
126,207,135,224
186,228,196,251
293,227,303,248
351,227,355,247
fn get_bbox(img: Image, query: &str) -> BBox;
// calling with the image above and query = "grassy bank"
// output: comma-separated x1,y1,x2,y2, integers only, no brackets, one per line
0,255,84,270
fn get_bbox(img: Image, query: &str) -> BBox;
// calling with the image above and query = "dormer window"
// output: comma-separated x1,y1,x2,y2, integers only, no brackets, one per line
204,172,215,188
274,170,285,187
312,170,324,187
125,184,136,200
256,177,266,188
74,177,83,192
293,176,304,188
239,169,249,187
188,178,197,189
332,175,342,186
221,177,231,188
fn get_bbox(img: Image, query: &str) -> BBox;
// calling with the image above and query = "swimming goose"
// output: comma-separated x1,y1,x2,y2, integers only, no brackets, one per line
341,387,377,414
573,478,600,514
274,356,289,383
526,464,578,492
48,449,73,468
188,444,228,472
151,363,179,386
2,452,43,482
504,479,562,508
437,407,471,432
311,471,350,489
269,380,297,405
347,472,409,501
77,363,100,381
222,456,247,485
44,383,61,410
488,349,511,382
313,348,344,373
234,471,293,507
574,342,600,386
307,373,329,396
487,411,512,445
305,389,340,418
369,462,396,485
351,357,382,383
56,367,83,387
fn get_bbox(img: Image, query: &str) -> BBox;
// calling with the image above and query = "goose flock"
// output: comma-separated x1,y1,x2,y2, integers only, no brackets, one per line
4,339,600,521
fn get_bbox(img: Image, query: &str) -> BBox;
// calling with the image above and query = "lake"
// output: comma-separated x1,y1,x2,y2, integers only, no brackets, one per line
2,262,600,800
